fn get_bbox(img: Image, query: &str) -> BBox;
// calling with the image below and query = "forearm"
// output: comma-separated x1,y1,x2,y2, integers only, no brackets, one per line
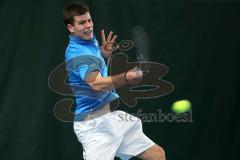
88,72,127,91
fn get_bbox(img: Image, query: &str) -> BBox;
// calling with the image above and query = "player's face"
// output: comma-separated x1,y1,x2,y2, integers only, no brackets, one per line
67,12,93,40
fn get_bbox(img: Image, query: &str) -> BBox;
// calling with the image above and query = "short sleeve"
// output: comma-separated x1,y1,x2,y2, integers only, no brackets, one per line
66,55,102,81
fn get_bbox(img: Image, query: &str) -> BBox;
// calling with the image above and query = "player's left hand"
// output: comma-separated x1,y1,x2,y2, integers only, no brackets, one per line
100,30,118,58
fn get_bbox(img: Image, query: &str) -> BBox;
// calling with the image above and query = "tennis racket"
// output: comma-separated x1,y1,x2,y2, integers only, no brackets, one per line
131,26,151,74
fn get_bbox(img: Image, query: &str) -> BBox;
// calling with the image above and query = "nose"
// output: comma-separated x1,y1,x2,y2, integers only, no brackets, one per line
86,21,92,29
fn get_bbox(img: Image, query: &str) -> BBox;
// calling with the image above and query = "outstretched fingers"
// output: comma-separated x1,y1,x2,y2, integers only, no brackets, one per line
101,29,107,44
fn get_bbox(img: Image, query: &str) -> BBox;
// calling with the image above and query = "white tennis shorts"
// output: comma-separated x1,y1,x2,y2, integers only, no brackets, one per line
73,110,155,160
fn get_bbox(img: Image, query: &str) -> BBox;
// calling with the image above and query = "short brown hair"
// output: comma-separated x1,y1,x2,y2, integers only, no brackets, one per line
63,2,90,26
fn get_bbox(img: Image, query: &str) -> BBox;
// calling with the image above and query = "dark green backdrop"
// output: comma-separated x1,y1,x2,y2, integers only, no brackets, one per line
1,0,239,160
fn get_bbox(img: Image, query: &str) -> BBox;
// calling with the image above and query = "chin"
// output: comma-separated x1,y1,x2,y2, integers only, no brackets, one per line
74,33,92,40
85,37,92,40
87,34,93,40
82,34,93,41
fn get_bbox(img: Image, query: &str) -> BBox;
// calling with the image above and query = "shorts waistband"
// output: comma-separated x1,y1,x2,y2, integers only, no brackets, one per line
78,104,111,121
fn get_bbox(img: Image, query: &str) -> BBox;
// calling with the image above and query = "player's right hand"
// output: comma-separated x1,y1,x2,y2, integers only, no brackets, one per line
125,67,143,85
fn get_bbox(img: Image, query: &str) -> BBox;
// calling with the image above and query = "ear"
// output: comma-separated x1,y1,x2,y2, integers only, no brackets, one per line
67,24,74,33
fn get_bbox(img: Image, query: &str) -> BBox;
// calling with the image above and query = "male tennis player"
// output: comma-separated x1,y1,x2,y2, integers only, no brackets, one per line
63,2,165,160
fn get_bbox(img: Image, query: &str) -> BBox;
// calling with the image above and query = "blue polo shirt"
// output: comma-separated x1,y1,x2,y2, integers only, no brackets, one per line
65,35,119,120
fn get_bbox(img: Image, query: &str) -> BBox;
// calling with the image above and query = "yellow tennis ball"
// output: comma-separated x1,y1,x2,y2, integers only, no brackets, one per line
171,100,191,114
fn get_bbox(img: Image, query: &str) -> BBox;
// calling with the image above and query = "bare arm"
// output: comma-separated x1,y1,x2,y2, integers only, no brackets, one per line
86,68,143,91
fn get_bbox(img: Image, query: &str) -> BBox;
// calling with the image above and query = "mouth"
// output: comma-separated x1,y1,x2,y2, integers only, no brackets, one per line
83,30,93,35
